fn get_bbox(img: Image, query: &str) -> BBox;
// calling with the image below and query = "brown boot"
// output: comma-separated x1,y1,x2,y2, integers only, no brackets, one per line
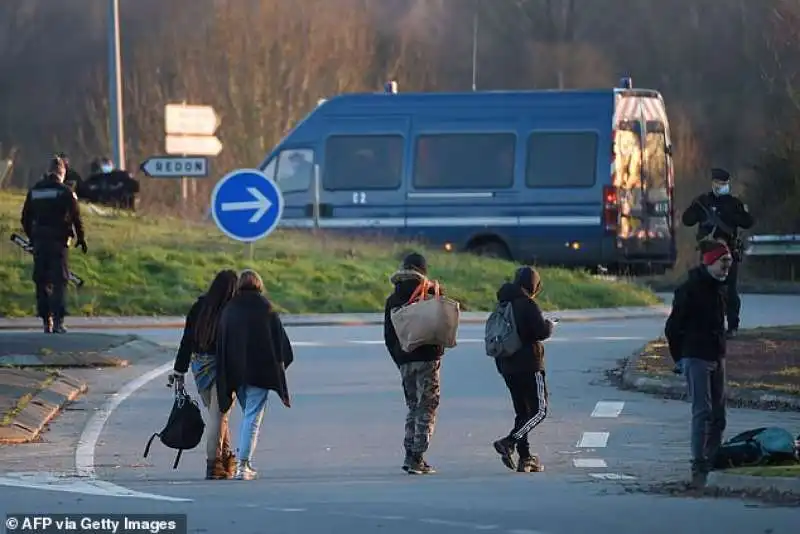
205,458,227,480
223,452,237,479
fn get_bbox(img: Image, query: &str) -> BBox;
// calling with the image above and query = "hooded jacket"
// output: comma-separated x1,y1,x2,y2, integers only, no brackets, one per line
383,269,444,366
494,266,552,375
664,266,727,363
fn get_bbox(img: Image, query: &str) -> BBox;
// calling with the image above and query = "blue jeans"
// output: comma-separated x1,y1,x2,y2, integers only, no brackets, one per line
236,385,269,464
684,358,727,472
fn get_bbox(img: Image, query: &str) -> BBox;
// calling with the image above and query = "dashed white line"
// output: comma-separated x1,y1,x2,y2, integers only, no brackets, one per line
576,432,609,448
590,401,625,418
589,473,637,481
572,458,608,468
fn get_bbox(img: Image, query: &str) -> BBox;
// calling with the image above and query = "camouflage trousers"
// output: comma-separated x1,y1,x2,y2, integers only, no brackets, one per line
399,360,441,454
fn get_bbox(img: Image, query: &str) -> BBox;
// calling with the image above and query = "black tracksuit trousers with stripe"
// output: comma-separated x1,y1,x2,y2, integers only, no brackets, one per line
504,371,548,456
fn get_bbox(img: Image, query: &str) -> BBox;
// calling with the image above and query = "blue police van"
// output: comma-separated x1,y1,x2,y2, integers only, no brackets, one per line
259,78,677,273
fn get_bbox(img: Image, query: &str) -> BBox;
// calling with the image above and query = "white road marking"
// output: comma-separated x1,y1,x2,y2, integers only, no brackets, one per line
572,458,608,468
293,341,324,346
420,518,499,530
73,361,190,501
590,401,625,418
576,432,609,448
0,472,189,502
589,473,637,481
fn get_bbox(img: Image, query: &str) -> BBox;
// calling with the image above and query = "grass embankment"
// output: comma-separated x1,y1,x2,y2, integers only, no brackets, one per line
0,190,659,316
729,465,800,478
636,326,800,395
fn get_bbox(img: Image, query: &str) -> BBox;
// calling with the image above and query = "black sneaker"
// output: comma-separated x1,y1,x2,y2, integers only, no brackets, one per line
493,437,517,471
517,455,544,473
402,453,413,473
406,454,426,475
52,319,67,334
421,459,436,474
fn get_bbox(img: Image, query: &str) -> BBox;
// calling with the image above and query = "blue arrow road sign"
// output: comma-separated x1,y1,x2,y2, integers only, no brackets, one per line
210,168,284,242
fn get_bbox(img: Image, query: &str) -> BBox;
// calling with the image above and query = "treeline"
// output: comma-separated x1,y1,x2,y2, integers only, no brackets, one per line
2,0,800,258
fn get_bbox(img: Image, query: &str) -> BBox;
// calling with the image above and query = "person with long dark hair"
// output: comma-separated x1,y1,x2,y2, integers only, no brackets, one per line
169,269,239,479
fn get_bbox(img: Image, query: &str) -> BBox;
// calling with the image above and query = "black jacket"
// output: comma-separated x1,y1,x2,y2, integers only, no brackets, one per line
215,289,294,412
494,283,553,375
664,266,727,363
20,175,85,244
174,295,214,373
681,192,754,249
383,269,444,366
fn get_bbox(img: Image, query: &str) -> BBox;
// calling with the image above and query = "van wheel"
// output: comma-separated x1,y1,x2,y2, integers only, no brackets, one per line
471,241,511,260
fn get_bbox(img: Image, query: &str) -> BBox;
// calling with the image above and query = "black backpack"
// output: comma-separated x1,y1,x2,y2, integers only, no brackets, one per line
143,383,205,469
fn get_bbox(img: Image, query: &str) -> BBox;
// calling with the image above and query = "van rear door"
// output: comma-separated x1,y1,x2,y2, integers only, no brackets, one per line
316,116,410,236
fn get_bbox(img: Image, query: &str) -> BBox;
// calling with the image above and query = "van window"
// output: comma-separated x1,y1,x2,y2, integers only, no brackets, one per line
644,130,668,190
412,133,515,189
526,132,598,188
324,135,403,190
276,149,314,192
260,148,314,193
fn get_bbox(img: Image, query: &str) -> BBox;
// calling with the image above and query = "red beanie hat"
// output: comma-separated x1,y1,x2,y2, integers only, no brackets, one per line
701,241,731,265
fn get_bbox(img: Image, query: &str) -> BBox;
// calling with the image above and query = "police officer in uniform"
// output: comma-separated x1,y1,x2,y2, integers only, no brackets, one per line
20,156,87,333
681,168,754,337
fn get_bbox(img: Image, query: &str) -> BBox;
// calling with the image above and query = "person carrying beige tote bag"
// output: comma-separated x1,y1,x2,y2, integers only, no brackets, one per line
390,277,460,353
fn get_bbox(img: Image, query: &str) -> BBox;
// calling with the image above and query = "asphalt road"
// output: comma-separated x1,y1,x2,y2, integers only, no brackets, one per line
1,294,799,533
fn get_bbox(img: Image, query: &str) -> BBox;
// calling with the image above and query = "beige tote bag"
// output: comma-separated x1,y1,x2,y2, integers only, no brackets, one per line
390,279,460,353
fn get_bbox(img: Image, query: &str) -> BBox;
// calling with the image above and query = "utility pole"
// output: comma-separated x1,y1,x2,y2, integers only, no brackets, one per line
108,0,126,170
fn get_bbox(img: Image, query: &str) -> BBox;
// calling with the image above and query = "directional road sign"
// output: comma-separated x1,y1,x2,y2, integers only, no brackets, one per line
210,168,284,242
165,135,223,156
165,104,220,136
139,156,209,178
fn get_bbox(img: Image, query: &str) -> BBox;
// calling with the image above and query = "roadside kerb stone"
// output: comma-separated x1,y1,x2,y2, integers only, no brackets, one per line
619,344,800,411
0,370,86,444
0,336,171,444
0,305,670,331
707,471,800,496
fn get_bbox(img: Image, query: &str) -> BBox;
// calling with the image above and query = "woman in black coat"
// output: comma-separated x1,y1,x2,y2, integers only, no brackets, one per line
169,269,238,479
216,269,294,480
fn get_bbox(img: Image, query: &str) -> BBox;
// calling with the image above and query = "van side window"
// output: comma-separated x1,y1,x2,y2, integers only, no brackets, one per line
276,148,314,193
526,132,598,188
324,135,403,190
412,133,515,189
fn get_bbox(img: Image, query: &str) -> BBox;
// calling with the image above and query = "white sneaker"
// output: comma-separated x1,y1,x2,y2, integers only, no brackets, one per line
234,461,257,481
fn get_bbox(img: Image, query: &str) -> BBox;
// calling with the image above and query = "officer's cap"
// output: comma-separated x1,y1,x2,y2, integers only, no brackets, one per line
711,168,730,183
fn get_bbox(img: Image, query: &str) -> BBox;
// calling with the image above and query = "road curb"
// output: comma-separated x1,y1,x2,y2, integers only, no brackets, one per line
0,305,670,331
620,344,800,412
0,371,87,444
707,472,800,496
0,337,170,444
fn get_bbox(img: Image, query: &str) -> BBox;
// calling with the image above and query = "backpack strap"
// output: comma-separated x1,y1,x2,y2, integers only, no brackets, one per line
143,432,159,458
172,449,183,469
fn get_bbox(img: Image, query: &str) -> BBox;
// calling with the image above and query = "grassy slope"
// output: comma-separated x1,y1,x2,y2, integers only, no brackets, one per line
0,190,659,316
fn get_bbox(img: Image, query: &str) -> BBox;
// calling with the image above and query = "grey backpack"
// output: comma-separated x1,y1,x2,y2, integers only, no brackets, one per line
485,301,522,358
